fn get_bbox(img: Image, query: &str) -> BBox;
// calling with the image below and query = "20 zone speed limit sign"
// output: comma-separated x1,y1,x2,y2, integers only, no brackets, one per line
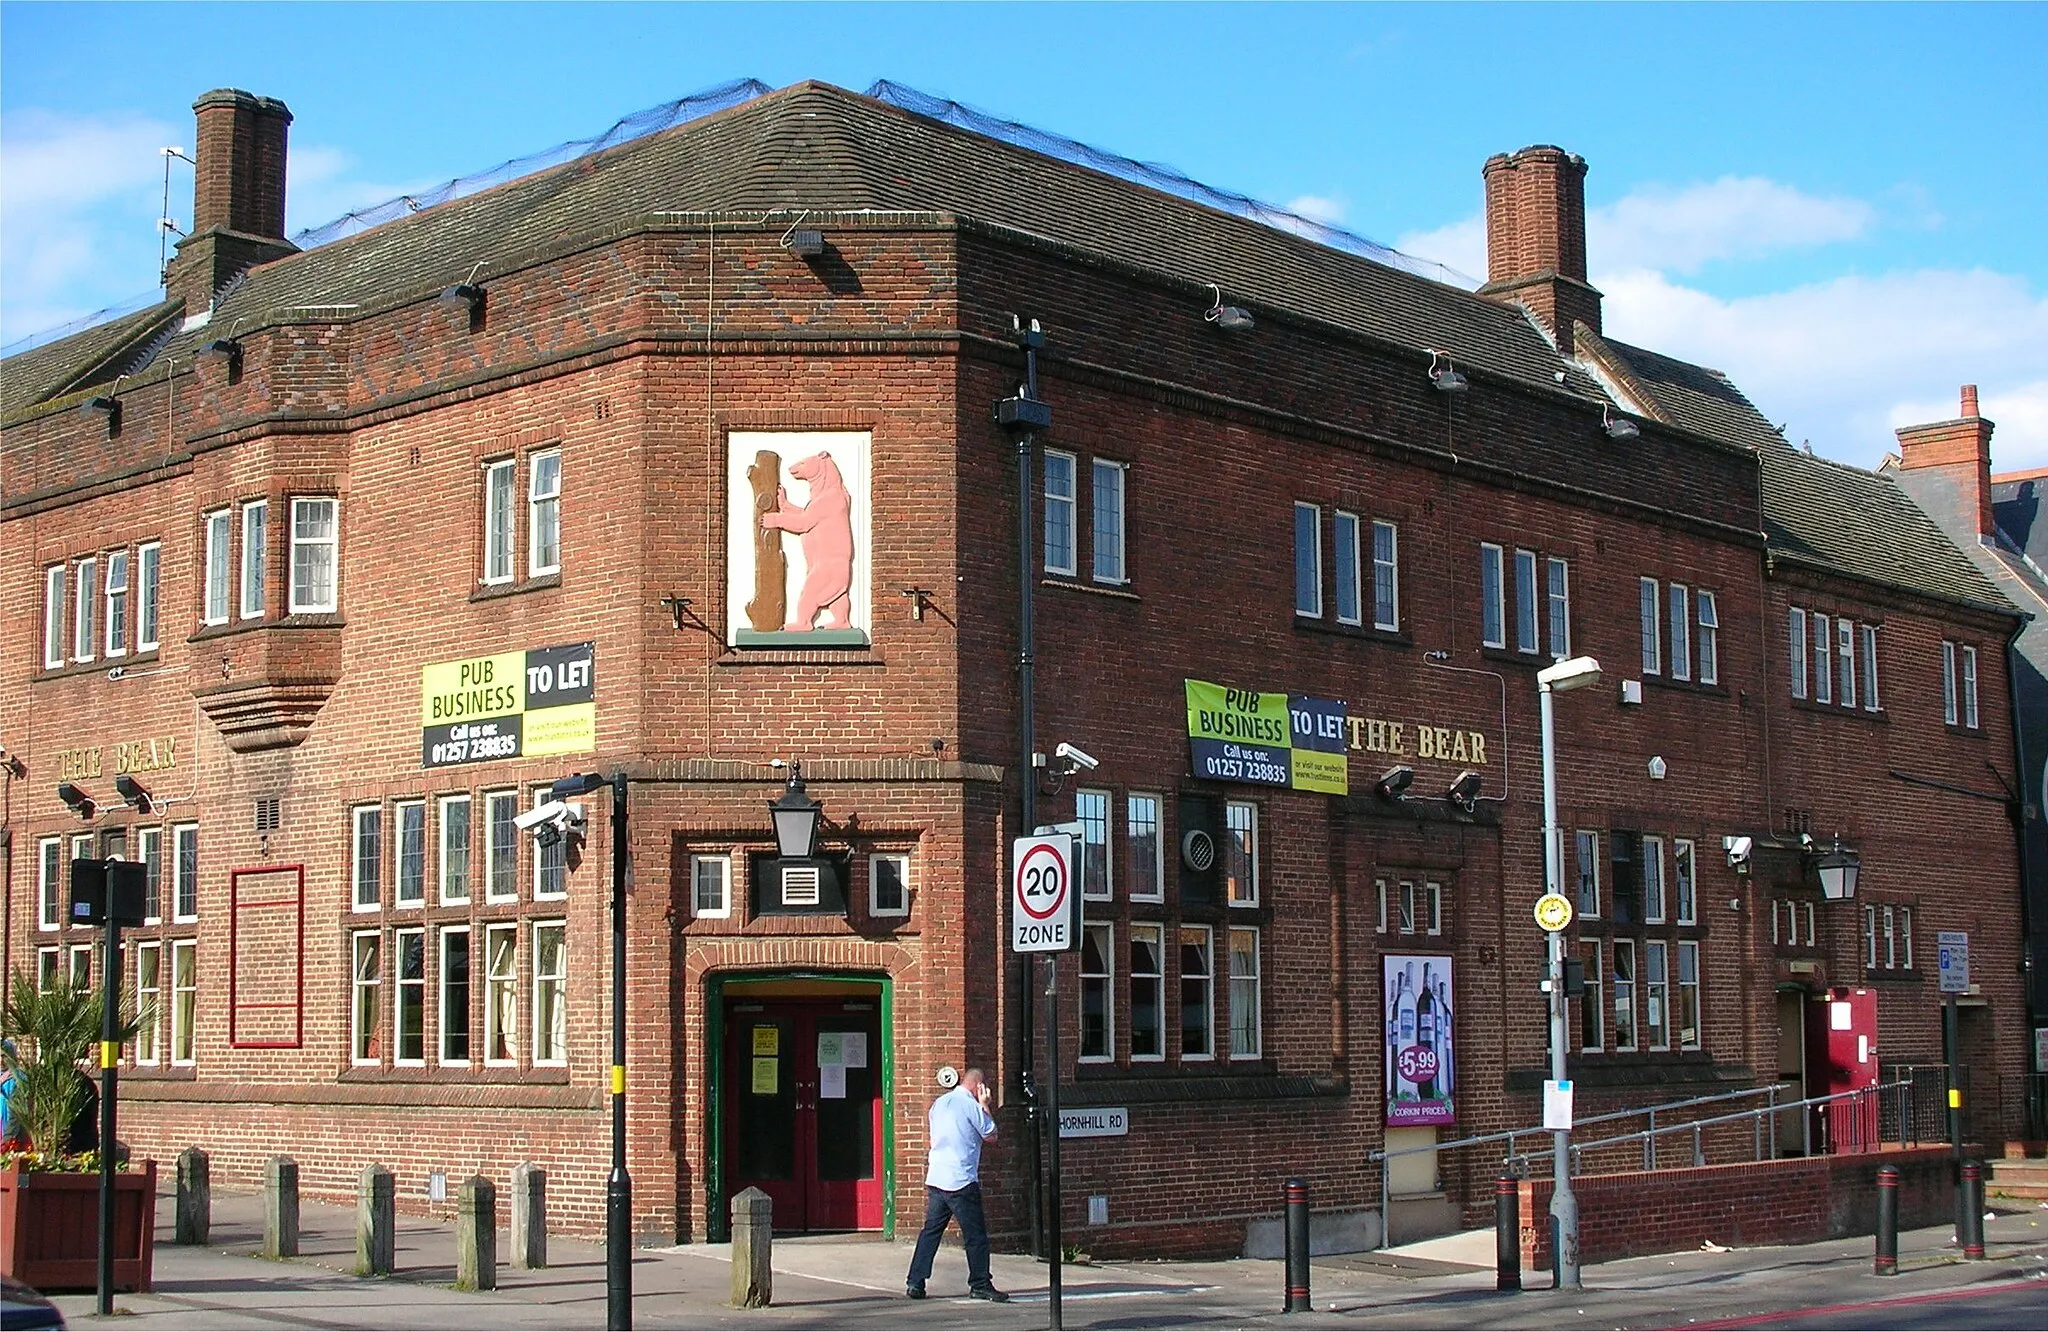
1012,834,1078,953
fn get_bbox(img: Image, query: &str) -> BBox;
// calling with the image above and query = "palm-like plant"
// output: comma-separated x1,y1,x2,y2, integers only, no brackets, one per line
2,969,142,1165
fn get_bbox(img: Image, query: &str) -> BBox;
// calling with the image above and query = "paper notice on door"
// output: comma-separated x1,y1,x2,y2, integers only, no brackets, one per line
753,1026,780,1055
1830,1002,1851,1031
817,1031,844,1066
820,1063,847,1099
751,1056,779,1095
841,1032,867,1069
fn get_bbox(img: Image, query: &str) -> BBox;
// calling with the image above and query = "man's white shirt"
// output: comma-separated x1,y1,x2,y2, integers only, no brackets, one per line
925,1086,996,1190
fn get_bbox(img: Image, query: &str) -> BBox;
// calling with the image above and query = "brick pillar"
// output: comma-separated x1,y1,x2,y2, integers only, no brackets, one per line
1477,145,1602,354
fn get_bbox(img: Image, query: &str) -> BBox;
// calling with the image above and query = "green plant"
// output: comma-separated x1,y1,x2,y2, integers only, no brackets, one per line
1,968,143,1167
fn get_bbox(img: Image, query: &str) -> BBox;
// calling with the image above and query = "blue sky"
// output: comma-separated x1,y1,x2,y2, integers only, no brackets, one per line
4,1,2044,470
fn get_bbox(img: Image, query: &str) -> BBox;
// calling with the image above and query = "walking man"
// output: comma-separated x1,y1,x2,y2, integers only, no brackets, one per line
906,1067,1009,1301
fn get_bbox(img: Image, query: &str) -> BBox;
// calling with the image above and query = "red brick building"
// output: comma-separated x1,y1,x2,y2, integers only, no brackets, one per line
0,82,2028,1254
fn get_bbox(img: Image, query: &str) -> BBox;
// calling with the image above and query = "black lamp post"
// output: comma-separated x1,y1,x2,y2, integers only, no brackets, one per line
1815,836,1860,902
768,765,822,860
550,771,630,1330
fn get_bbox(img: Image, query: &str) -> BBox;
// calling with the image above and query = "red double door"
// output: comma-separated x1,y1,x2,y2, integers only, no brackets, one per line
724,997,884,1231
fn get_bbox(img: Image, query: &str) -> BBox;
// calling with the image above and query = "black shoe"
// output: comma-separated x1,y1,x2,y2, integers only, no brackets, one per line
905,1282,926,1299
969,1285,1011,1303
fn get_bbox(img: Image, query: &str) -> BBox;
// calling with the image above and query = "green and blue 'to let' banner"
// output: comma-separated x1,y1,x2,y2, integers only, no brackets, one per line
1185,679,1348,794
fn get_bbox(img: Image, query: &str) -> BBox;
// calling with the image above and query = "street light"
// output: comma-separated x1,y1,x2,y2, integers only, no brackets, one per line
1536,654,1601,1290
548,770,631,1330
767,764,822,859
1813,836,1860,902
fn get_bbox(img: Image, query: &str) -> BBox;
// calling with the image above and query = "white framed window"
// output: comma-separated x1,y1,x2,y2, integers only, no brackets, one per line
1091,458,1126,583
105,549,130,656
137,541,161,651
67,943,92,992
1545,557,1571,658
1805,901,1816,948
203,509,232,625
438,795,471,904
484,922,518,1065
1333,511,1362,625
1179,925,1214,1060
1514,548,1540,654
1372,519,1399,630
1674,838,1696,925
483,459,517,584
351,805,382,911
1080,922,1113,1062
1126,794,1163,901
1670,583,1691,681
692,852,732,918
1405,880,1443,936
533,787,567,899
1578,939,1605,1052
1961,645,1979,729
1043,449,1077,576
1677,941,1701,1049
289,497,338,613
1813,612,1833,704
1575,830,1601,917
1224,800,1258,907
393,927,426,1066
240,499,268,619
1862,904,1877,966
1942,640,1958,724
1076,788,1111,901
37,948,60,992
1882,904,1898,968
1374,877,1388,933
72,832,93,882
1480,543,1506,649
527,450,561,576
1228,926,1262,1059
351,931,381,1065
1901,907,1915,968
1644,940,1670,1051
1697,590,1720,685
1398,878,1417,934
532,921,567,1065
1129,924,1165,1061
1789,607,1808,699
1639,577,1661,675
438,924,472,1066
73,555,97,661
1643,835,1666,923
138,826,163,925
1294,502,1322,618
1837,618,1856,708
870,853,909,918
43,565,66,668
134,941,162,1066
395,799,426,907
172,822,199,921
1612,939,1638,1052
1860,624,1880,711
170,938,197,1065
485,790,519,902
37,836,61,931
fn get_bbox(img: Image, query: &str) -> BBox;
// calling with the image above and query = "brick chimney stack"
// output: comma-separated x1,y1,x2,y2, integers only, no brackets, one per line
1478,146,1602,356
164,89,297,315
1896,385,1998,539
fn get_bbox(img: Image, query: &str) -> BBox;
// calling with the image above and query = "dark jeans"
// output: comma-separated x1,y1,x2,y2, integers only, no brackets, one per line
906,1181,993,1288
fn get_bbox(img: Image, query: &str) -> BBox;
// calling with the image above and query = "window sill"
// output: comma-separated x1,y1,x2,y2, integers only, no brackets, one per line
337,1064,570,1085
1943,723,1985,740
1065,1070,1342,1104
190,614,345,644
1790,696,1887,721
1042,577,1141,603
1641,675,1732,700
37,649,162,682
1480,647,1553,672
1296,619,1411,649
470,572,561,603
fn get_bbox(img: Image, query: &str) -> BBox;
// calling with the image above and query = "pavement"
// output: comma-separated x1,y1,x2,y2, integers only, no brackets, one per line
41,1185,2048,1330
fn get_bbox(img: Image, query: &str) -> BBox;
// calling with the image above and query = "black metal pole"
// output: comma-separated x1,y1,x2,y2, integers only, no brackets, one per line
1874,1164,1899,1275
1961,1160,1985,1259
1283,1177,1311,1312
1496,1175,1521,1292
97,914,121,1315
1045,955,1063,1330
1945,993,1963,1248
607,772,632,1331
1009,327,1046,1260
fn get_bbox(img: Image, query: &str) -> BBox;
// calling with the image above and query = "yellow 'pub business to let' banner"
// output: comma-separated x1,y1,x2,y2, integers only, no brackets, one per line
419,642,596,769
1184,679,1348,795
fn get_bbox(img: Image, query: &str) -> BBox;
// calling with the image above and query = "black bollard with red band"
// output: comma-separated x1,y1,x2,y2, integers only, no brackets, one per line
1874,1165,1899,1276
1960,1161,1985,1259
1283,1178,1312,1313
1496,1175,1522,1292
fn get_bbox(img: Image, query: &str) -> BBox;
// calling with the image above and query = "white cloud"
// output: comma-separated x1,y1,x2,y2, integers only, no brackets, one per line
1592,177,1871,274
1285,193,1347,225
283,143,435,239
1600,266,2048,472
1395,214,1485,283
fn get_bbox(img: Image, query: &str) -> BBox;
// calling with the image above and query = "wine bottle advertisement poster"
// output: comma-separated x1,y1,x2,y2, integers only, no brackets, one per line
1383,953,1456,1127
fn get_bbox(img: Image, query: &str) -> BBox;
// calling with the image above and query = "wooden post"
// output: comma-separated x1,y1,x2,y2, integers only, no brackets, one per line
356,1163,394,1276
262,1155,298,1259
457,1176,497,1291
729,1186,773,1308
510,1162,547,1269
175,1147,211,1245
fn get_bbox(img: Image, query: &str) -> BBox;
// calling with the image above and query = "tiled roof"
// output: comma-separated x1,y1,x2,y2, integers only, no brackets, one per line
0,300,181,415
1994,475,2047,570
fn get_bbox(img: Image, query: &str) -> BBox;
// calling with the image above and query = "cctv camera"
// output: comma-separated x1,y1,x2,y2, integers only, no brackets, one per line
1724,834,1753,871
515,800,569,832
1054,742,1099,772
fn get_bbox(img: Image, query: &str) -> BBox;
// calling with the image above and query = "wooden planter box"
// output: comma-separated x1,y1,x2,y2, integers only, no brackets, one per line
0,1160,157,1292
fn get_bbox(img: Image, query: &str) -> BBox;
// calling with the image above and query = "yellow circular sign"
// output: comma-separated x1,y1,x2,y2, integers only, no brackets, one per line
1534,892,1575,933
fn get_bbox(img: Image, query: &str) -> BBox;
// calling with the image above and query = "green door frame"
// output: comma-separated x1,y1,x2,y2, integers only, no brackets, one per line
705,969,895,1242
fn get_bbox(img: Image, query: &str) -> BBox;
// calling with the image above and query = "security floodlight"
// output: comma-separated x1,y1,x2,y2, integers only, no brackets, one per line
1375,766,1415,801
1447,769,1483,812
113,773,154,813
56,783,97,818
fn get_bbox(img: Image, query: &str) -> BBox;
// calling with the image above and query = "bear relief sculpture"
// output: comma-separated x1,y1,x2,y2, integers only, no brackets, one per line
756,451,855,633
